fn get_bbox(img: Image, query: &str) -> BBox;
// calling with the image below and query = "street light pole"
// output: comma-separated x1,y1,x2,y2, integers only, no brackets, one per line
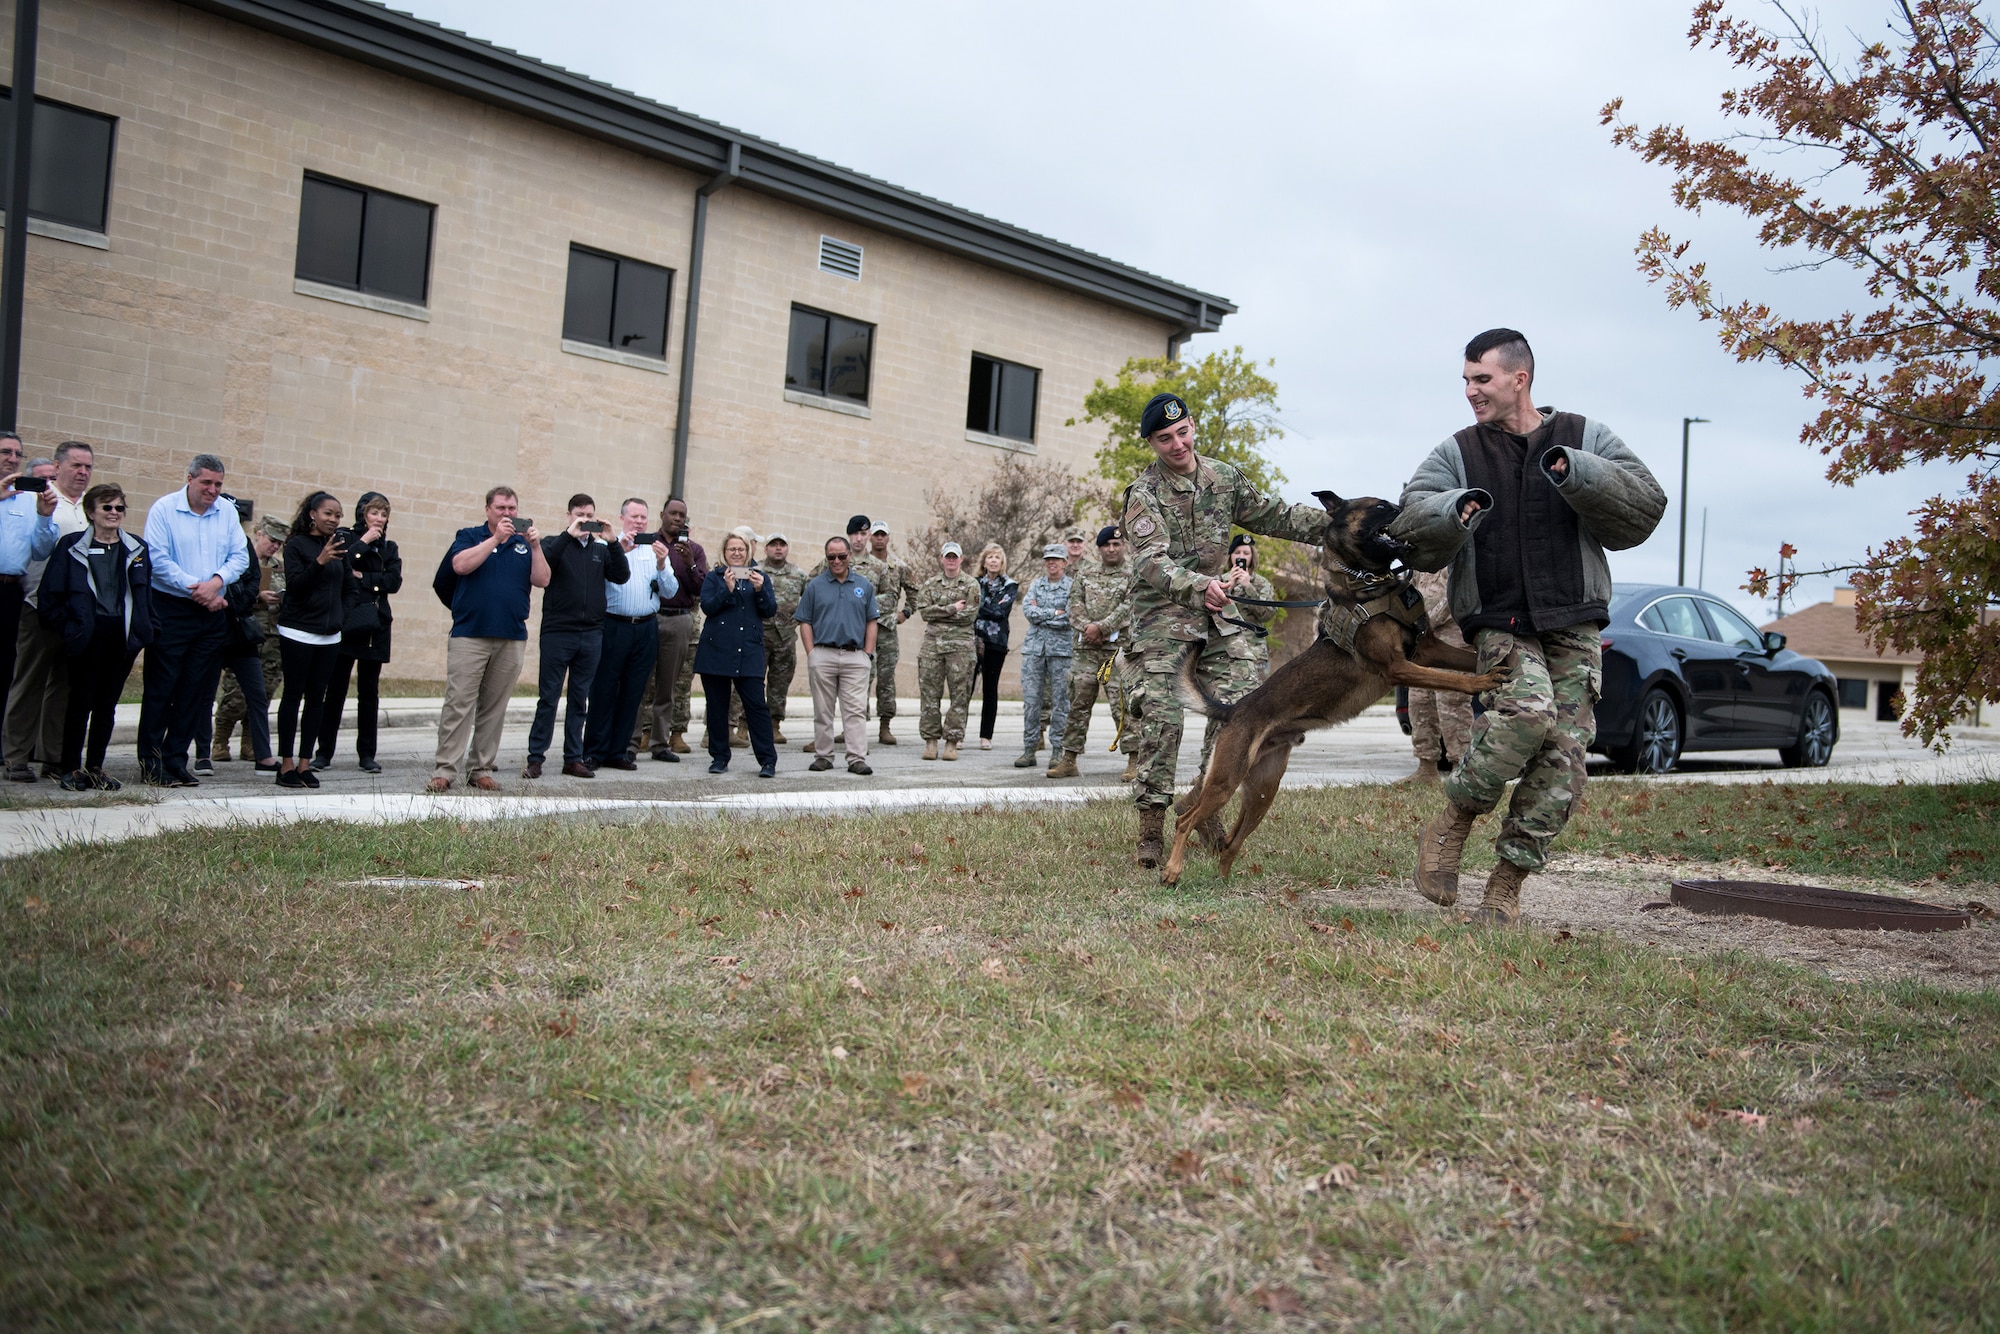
1678,416,1708,586
0,0,40,432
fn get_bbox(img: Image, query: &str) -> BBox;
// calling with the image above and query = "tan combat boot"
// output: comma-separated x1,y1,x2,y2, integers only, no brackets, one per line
1397,758,1441,785
1463,859,1529,926
922,739,939,760
214,722,236,762
1414,801,1480,907
1135,808,1166,868
1046,751,1079,779
878,721,898,746
772,725,787,745
238,732,255,762
730,726,749,747
1121,753,1138,782
670,731,691,755
941,740,959,761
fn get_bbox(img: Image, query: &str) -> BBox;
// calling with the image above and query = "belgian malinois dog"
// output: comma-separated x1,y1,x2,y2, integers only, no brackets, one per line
1160,491,1502,886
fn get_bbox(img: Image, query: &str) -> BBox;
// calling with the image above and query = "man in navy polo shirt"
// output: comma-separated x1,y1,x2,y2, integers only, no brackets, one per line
427,486,550,792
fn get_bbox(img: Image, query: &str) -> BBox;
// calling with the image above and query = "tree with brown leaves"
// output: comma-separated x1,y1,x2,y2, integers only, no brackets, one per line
1605,0,1999,744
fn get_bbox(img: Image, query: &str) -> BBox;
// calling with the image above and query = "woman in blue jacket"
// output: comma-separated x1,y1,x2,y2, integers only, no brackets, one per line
693,531,779,776
38,483,154,790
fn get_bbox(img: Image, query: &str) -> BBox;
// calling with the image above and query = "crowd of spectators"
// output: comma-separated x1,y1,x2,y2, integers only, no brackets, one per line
0,439,1152,793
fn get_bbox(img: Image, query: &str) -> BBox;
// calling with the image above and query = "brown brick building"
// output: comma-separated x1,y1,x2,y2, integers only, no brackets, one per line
7,0,1231,677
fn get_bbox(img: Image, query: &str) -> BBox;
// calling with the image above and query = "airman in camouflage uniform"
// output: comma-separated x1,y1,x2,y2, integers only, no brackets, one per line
856,523,919,745
1122,392,1336,868
757,535,808,744
214,515,288,761
1223,535,1279,680
1048,525,1135,778
913,542,979,758
1398,329,1664,924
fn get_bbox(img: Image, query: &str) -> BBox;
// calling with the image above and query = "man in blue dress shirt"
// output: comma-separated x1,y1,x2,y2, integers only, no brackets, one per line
137,453,249,785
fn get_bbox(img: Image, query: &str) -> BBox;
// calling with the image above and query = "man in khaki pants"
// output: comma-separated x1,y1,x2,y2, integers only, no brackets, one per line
428,487,550,791
793,535,878,775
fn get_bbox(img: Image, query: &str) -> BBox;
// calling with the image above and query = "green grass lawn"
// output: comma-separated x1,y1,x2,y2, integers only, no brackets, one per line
2,781,1996,1329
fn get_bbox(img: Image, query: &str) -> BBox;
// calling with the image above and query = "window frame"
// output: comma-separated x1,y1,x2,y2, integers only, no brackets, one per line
561,242,674,362
0,86,118,236
965,352,1041,444
784,303,875,408
293,170,436,307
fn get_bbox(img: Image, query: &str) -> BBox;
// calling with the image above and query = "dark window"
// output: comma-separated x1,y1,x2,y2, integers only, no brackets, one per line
966,354,1039,441
1642,597,1709,640
1876,681,1903,721
294,172,434,305
0,89,116,233
562,244,672,358
785,305,873,405
1836,678,1868,709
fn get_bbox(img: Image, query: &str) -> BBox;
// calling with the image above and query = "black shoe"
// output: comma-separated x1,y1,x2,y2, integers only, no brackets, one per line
6,762,37,783
758,762,776,778
707,759,729,774
358,758,382,774
847,760,873,776
88,768,121,792
596,755,637,771
165,767,199,788
59,769,92,792
276,768,304,789
310,755,331,771
652,749,680,764
808,755,833,771
254,759,281,773
300,768,321,788
192,758,215,776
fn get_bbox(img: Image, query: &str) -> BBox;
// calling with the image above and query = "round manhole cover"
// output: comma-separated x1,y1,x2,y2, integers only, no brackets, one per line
1670,879,1972,933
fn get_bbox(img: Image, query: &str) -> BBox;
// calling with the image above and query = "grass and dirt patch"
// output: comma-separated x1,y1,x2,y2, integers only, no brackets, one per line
2,781,1996,1328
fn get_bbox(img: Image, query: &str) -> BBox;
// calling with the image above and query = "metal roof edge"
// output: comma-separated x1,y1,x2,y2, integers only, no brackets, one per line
174,0,1237,331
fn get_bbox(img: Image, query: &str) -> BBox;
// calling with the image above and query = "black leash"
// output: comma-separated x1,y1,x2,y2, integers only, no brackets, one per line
1222,590,1326,638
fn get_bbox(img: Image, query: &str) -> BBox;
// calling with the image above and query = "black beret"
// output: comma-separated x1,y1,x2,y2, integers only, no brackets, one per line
846,514,870,535
1096,525,1120,547
1229,533,1255,552
1139,392,1190,439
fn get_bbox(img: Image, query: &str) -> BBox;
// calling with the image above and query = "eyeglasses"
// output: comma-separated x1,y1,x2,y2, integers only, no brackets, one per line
100,504,126,513
827,554,849,561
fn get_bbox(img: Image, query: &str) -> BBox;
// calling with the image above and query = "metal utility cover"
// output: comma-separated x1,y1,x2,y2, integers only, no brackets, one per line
1670,879,1972,932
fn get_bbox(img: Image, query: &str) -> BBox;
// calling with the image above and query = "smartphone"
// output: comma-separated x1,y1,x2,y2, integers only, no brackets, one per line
12,476,47,493
511,518,532,534
580,520,608,534
634,531,661,545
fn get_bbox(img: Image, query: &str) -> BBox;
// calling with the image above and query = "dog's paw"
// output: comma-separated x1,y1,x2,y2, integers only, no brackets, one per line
1471,671,1506,693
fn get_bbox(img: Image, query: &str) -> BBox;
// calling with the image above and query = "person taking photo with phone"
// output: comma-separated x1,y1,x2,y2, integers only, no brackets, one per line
313,492,401,774
429,486,549,792
0,433,59,755
693,530,779,776
272,491,349,789
524,494,629,779
5,440,93,782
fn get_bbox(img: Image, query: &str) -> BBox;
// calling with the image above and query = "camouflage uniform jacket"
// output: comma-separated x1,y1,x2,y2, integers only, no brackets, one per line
1019,574,1073,655
914,571,979,647
1067,561,1133,657
846,552,914,629
762,559,810,630
1122,454,1334,642
254,550,285,635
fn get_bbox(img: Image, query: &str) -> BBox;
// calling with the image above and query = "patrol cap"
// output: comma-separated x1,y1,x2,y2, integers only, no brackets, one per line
846,514,870,535
940,541,963,558
1139,391,1190,438
1096,525,1120,547
1042,543,1067,560
1064,528,1088,542
256,515,289,543
764,531,789,545
870,521,890,535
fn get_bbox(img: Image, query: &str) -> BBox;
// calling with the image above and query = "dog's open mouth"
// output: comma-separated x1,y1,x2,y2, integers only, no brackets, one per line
1365,529,1413,568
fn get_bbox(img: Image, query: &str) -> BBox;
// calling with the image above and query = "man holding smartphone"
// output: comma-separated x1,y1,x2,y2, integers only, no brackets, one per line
0,433,57,756
583,498,675,771
523,494,629,779
640,496,706,761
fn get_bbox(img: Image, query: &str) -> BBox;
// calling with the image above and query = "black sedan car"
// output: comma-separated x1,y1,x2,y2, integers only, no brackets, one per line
1593,583,1839,773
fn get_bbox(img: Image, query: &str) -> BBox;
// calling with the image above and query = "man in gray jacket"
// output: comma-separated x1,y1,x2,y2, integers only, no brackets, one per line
1393,329,1665,923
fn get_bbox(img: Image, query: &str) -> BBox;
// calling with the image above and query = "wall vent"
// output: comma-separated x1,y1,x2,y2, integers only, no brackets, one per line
818,235,863,280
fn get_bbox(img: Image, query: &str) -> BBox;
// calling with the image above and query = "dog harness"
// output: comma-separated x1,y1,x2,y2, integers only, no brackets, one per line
1312,564,1430,654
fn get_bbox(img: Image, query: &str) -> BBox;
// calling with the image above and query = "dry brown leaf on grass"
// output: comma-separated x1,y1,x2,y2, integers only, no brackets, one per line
845,975,873,999
842,887,865,900
829,1045,849,1060
900,1073,929,1095
980,957,1008,980
1412,935,1442,953
544,1011,577,1038
1347,1034,1373,1055
1722,1109,1767,1131
877,919,898,931
687,1065,713,1093
1111,1084,1144,1111
1251,1284,1305,1315
709,955,742,967
1501,960,1521,976
1308,921,1337,935
1303,1162,1358,1193
1167,1148,1204,1181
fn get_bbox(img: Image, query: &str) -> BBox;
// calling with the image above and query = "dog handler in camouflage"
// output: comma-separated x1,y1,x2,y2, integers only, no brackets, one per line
1395,329,1665,923
1121,391,1338,869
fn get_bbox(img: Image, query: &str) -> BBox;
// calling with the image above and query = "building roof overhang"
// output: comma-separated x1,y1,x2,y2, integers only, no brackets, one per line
178,0,1237,335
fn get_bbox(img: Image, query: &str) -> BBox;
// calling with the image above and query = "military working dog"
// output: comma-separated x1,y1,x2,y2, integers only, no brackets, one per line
1161,491,1501,886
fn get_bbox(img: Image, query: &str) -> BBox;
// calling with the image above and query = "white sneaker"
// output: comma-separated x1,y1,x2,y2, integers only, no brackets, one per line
979,738,992,750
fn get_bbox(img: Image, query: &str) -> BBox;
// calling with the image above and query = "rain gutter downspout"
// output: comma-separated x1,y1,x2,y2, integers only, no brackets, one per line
670,140,740,500
1166,299,1209,362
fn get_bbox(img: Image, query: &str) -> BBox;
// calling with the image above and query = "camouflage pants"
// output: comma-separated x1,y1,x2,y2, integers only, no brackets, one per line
1444,623,1601,872
1409,688,1474,764
214,639,281,749
874,625,900,722
1130,633,1264,810
917,640,976,742
1019,649,1070,755
1059,648,1134,757
730,626,799,734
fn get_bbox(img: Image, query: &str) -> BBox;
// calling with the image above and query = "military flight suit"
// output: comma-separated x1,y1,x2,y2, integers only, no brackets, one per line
914,569,979,742
214,546,284,757
1058,559,1136,759
1122,454,1334,811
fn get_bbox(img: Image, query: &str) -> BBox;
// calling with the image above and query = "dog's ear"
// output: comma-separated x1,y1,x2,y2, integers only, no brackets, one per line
1312,490,1345,513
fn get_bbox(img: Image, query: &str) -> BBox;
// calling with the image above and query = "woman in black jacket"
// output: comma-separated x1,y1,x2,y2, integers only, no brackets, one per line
38,483,154,790
274,491,349,789
313,491,401,774
692,531,779,777
972,542,1018,750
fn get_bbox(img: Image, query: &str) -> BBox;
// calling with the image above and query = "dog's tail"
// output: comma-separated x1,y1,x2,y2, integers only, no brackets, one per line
1174,643,1235,722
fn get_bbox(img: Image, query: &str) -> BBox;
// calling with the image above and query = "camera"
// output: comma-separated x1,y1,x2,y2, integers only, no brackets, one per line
12,475,48,493
230,495,254,521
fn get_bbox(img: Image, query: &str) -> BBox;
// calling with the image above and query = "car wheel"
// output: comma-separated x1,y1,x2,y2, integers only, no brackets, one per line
1780,690,1836,768
1612,688,1681,774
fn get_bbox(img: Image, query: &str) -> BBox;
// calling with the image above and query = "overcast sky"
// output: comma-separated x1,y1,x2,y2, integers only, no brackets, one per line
410,0,1947,620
